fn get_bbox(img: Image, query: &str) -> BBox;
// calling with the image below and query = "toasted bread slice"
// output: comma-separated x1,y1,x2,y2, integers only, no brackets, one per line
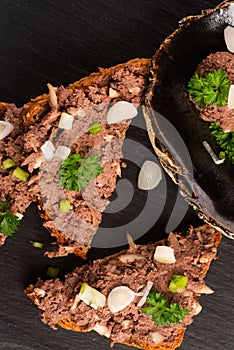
20,58,150,258
25,224,222,350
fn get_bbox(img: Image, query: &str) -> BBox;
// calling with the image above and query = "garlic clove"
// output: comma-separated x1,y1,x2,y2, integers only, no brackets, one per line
224,25,234,53
138,160,162,190
107,101,138,124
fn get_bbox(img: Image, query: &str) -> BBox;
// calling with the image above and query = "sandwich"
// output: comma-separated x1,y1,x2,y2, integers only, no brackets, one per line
0,58,149,255
25,224,221,350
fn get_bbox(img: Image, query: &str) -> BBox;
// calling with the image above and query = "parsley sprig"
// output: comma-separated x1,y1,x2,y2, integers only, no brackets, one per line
142,290,190,326
0,200,19,236
60,153,103,191
188,69,231,108
210,123,234,164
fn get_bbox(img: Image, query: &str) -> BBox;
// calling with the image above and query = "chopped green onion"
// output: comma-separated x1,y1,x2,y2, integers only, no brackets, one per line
29,240,44,249
79,282,106,309
168,275,188,293
59,199,70,212
12,167,29,182
88,122,102,135
2,158,16,170
219,151,226,160
46,266,60,278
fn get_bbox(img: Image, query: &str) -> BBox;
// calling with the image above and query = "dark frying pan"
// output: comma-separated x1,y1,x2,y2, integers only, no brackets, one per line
144,1,234,238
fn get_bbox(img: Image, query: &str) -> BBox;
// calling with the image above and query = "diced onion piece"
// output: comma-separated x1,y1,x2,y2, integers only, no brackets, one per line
70,294,80,311
228,84,234,110
109,87,120,98
154,246,176,264
107,286,135,313
54,146,71,160
138,160,162,190
58,112,74,130
59,199,70,213
137,281,154,307
2,158,16,170
151,332,163,344
41,141,55,161
224,25,234,53
93,323,111,338
12,167,29,182
107,101,138,124
79,283,106,310
47,83,58,109
202,141,225,165
0,121,14,140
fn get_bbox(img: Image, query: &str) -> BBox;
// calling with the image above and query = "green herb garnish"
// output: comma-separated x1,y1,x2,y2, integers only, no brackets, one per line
88,122,102,135
210,122,234,164
60,153,103,191
168,275,188,293
0,200,19,236
142,290,190,326
188,69,231,108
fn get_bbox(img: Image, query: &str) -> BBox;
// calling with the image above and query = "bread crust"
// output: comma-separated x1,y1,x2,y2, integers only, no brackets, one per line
20,58,150,258
25,225,222,350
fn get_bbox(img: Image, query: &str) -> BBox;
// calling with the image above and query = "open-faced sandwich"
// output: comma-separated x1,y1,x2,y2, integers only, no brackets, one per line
0,58,150,255
25,224,221,350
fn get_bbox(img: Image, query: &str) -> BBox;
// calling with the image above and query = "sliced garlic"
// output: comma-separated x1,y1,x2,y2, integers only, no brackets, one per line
107,101,138,124
224,25,234,53
54,146,71,160
138,160,162,190
93,323,111,338
137,281,154,307
202,141,225,165
58,112,74,130
118,254,145,263
107,286,135,313
78,283,106,310
228,84,234,110
154,246,176,264
0,121,14,140
40,140,55,161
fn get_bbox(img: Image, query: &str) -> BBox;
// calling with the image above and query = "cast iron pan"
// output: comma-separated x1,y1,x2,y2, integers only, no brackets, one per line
144,1,234,238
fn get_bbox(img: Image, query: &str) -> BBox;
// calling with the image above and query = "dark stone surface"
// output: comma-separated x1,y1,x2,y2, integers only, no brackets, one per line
0,1,233,350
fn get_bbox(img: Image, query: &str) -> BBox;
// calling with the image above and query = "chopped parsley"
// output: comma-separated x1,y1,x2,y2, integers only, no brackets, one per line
210,122,234,164
142,290,190,326
60,153,103,191
0,200,19,236
188,69,231,108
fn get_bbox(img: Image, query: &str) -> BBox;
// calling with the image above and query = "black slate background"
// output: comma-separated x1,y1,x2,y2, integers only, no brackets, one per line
0,1,233,350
